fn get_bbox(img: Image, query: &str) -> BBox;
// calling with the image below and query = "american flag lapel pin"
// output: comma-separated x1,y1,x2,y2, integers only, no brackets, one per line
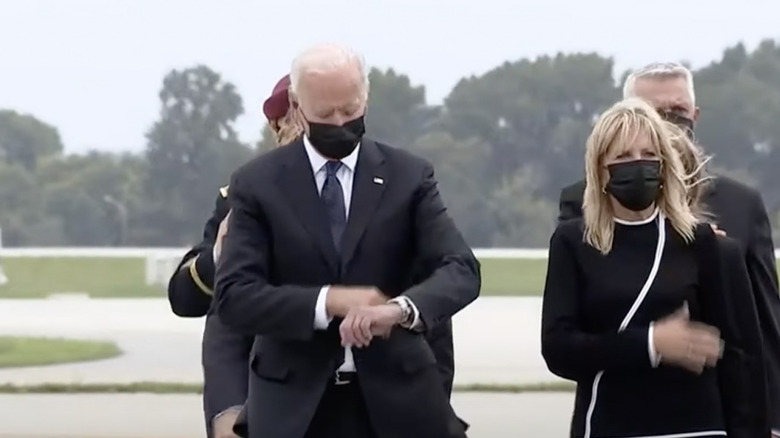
373,177,384,185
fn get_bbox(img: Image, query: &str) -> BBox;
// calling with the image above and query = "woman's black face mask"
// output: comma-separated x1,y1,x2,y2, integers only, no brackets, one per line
606,160,662,212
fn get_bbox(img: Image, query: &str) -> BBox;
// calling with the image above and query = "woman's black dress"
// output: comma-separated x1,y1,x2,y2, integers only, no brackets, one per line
542,210,768,438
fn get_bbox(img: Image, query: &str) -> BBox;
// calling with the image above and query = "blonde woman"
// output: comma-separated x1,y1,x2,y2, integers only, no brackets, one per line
541,98,767,438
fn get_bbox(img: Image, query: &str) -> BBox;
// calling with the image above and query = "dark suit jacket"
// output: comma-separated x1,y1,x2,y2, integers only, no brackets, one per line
715,235,769,436
214,138,480,438
558,176,780,430
167,187,464,438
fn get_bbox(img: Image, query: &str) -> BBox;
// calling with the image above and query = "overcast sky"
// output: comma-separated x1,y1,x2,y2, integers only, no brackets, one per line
1,0,778,153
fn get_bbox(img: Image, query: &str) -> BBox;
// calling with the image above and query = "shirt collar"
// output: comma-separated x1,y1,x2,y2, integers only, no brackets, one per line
303,135,360,174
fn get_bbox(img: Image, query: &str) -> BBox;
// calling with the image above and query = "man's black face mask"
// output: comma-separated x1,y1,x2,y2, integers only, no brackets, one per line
659,110,695,140
302,113,366,160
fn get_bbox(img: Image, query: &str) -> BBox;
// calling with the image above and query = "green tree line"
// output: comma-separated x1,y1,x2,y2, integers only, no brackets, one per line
1,40,779,248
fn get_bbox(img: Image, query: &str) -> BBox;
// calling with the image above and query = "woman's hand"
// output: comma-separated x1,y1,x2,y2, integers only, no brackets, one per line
710,223,726,236
653,305,723,374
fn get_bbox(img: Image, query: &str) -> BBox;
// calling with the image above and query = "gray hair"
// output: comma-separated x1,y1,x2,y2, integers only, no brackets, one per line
623,62,696,104
289,43,369,100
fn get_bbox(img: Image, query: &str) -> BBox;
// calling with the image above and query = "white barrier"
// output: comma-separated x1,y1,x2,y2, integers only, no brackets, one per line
144,254,184,287
0,247,187,258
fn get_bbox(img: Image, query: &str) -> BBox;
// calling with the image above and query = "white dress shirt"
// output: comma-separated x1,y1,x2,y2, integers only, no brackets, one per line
307,135,359,372
304,136,421,373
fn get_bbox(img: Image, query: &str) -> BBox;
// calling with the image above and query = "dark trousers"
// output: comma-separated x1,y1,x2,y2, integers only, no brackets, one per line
304,378,377,438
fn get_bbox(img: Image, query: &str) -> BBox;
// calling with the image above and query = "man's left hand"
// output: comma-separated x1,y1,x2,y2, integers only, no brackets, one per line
339,303,403,348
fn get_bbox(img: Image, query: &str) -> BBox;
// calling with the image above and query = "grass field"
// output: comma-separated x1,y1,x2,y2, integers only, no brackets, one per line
480,258,547,296
0,256,549,298
0,336,122,368
0,257,164,298
2,255,774,299
0,256,548,298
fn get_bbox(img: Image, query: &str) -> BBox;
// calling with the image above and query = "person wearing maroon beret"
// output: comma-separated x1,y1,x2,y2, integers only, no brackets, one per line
167,74,303,438
263,75,299,145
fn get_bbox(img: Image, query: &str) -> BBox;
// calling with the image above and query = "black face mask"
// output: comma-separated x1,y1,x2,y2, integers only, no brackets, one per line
659,110,695,140
305,115,366,160
606,160,662,212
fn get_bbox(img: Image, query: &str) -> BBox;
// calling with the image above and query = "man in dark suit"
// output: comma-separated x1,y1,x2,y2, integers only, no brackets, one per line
558,62,780,437
169,73,466,438
214,43,480,438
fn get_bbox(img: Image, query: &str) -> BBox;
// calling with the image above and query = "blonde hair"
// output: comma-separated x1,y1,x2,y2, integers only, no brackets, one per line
583,98,700,254
667,122,712,217
271,109,303,146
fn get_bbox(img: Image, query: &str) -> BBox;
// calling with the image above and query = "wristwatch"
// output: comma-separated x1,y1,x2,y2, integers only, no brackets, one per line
388,296,414,328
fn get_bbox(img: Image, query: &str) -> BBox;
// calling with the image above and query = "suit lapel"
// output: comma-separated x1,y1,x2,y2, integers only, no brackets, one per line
277,141,340,272
341,139,387,272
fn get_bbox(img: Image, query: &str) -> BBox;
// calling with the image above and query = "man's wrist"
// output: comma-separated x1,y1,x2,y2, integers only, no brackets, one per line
314,286,333,330
390,303,405,324
324,286,348,318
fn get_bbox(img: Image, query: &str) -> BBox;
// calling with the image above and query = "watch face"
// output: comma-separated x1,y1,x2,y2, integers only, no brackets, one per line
393,298,412,324
404,307,414,323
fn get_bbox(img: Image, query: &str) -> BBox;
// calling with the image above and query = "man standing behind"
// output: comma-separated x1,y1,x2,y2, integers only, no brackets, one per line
215,43,480,438
558,62,780,437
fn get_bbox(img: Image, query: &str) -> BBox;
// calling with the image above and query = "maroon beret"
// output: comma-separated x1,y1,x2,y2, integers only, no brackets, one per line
262,74,291,122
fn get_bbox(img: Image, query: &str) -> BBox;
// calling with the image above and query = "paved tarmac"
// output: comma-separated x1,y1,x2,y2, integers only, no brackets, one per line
0,297,561,386
0,393,575,437
0,296,572,437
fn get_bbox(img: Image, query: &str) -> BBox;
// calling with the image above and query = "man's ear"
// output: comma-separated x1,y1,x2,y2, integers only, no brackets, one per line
693,106,700,122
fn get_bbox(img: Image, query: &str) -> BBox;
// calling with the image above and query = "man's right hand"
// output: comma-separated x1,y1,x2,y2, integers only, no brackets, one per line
652,306,722,374
325,286,389,318
213,410,240,438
